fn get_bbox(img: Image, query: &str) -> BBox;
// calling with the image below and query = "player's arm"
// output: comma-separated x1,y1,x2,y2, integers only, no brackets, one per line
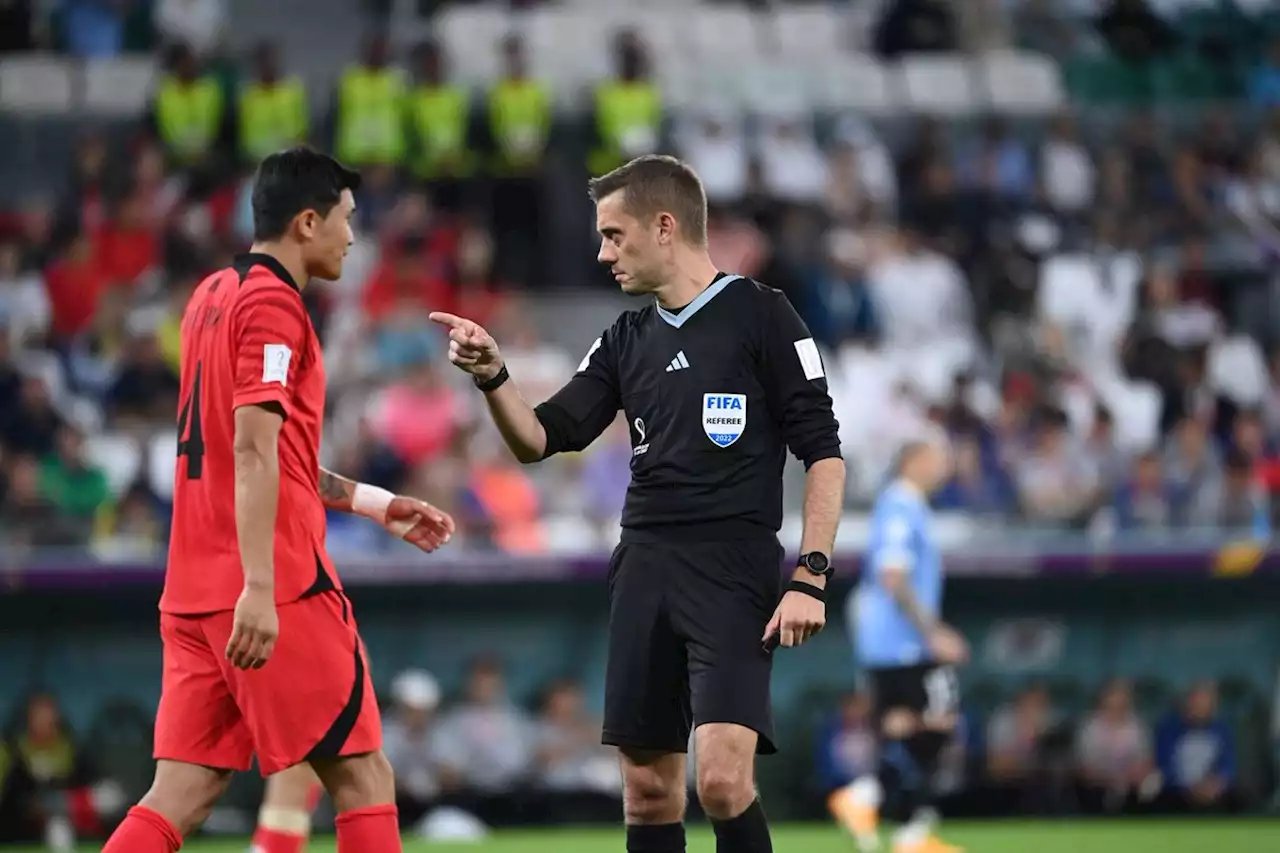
431,312,621,463
234,404,286,593
760,290,845,585
316,466,454,550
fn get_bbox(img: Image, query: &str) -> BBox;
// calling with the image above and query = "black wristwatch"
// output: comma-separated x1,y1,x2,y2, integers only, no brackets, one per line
797,551,832,578
473,364,510,393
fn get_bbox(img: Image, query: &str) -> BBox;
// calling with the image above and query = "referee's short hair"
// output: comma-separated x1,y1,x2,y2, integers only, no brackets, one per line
588,155,708,247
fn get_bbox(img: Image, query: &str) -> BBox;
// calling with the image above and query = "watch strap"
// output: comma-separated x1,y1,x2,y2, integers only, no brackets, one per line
474,364,510,393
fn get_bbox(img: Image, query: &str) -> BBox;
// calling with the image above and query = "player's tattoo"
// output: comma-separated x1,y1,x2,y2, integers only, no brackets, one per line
317,467,357,512
886,577,937,637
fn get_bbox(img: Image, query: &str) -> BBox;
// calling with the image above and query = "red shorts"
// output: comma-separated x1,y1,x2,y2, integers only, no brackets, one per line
154,590,381,776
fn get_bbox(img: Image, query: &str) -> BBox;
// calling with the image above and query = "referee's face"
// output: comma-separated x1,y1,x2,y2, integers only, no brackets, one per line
595,191,663,294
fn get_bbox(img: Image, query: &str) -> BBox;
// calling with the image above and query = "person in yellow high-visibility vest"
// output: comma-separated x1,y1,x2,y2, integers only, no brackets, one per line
334,33,406,168
588,30,664,177
151,44,227,167
482,35,552,286
406,39,476,211
238,41,309,165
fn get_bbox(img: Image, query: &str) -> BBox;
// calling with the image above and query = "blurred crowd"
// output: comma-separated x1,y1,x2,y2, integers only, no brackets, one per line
0,0,1279,555
816,677,1250,818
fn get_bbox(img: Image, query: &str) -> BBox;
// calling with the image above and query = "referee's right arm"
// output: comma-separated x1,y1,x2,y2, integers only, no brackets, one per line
431,312,622,463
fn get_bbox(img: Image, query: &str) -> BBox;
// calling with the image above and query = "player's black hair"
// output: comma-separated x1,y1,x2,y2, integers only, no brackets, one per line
250,146,362,242
588,154,708,247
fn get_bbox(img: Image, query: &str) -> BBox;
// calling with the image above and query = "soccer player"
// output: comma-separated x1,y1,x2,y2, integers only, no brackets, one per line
250,765,324,853
829,430,968,853
102,147,455,853
431,154,846,853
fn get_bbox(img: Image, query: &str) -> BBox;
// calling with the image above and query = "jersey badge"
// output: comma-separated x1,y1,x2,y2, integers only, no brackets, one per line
702,393,746,448
632,417,650,457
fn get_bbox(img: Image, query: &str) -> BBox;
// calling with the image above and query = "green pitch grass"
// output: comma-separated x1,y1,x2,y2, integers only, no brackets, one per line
28,819,1280,852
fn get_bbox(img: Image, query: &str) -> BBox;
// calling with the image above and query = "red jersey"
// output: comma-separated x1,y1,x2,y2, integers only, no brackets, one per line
161,253,340,615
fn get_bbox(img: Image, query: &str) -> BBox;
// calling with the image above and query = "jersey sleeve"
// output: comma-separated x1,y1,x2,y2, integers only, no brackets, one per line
759,289,843,469
534,326,622,458
231,285,310,419
869,503,916,578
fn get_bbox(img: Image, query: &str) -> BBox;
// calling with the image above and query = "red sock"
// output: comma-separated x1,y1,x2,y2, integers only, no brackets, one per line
251,826,307,853
335,804,400,853
103,805,183,853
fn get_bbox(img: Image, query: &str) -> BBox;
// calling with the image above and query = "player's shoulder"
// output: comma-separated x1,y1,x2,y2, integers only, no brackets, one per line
874,482,926,520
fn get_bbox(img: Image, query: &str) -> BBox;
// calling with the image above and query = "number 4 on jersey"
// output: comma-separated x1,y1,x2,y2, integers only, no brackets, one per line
177,361,206,479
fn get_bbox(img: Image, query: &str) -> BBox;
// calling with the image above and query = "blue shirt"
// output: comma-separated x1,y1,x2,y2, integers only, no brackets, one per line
850,481,943,668
1154,714,1235,791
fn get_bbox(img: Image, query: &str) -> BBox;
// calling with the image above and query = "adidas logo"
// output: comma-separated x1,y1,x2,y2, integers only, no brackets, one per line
665,351,690,372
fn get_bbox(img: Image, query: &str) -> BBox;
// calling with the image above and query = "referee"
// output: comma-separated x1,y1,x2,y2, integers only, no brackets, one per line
431,154,845,853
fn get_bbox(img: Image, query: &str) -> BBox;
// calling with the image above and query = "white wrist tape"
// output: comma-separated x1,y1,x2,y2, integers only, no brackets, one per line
352,483,394,525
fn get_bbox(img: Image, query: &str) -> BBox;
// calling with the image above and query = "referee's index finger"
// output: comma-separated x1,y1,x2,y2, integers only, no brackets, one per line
429,311,469,330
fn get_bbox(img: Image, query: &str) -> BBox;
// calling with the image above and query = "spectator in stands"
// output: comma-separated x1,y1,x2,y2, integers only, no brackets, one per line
1165,417,1223,527
757,114,828,208
814,691,877,795
461,435,546,555
533,678,620,822
367,357,463,469
588,29,662,178
407,39,476,213
1095,0,1178,64
1208,447,1271,535
677,109,750,209
1249,38,1280,108
800,228,878,350
0,454,79,548
0,375,62,458
0,332,20,413
148,43,229,169
873,0,957,57
1075,679,1156,813
106,323,180,426
384,669,449,825
61,0,126,58
0,0,35,53
577,416,630,538
1154,680,1238,813
986,684,1066,814
0,693,99,844
434,656,535,826
100,481,166,557
154,0,226,59
39,425,110,543
43,232,108,346
1081,407,1128,497
363,234,452,332
0,241,49,352
334,32,405,170
484,34,551,285
1112,450,1175,531
956,116,1034,201
1041,112,1096,219
1015,407,1100,527
934,432,1015,517
95,192,160,289
826,117,897,223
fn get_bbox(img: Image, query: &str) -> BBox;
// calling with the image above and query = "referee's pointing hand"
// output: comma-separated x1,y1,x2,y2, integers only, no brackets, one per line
763,584,826,650
430,312,503,379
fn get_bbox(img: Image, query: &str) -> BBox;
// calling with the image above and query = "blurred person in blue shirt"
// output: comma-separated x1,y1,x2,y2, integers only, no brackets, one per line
815,692,878,795
1154,681,1238,814
1250,39,1280,108
954,117,1033,200
59,0,124,58
833,428,968,853
1112,451,1176,531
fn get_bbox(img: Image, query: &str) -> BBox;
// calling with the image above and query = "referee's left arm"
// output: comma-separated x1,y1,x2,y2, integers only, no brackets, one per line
760,290,846,578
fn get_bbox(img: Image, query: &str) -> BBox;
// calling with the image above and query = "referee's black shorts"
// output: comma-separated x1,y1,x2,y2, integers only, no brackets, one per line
601,531,783,756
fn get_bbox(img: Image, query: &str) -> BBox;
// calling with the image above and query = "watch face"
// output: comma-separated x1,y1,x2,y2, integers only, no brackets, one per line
804,553,829,574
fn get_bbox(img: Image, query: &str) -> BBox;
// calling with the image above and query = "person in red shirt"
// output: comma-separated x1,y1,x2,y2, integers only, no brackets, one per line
102,148,455,853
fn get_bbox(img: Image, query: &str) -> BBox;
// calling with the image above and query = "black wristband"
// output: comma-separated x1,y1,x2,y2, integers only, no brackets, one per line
474,364,510,393
787,580,826,603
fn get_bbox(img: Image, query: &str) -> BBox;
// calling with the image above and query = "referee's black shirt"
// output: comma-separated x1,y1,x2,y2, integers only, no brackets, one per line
533,274,842,540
